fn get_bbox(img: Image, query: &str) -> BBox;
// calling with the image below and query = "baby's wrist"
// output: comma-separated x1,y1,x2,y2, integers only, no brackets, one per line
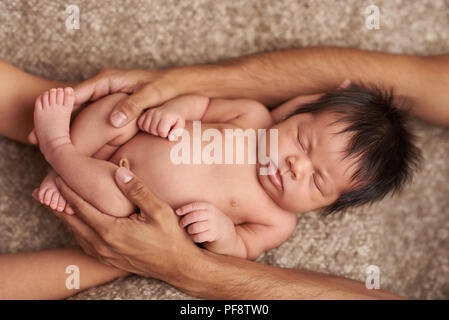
204,230,238,252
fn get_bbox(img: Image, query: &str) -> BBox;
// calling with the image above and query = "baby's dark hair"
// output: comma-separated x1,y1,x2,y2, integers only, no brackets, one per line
292,83,421,214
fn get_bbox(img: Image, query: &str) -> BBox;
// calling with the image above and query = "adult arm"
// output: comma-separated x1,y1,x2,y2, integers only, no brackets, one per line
0,246,128,299
55,167,403,300
74,47,449,127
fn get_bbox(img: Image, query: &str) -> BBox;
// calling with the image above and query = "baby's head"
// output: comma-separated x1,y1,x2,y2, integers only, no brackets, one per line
258,83,420,214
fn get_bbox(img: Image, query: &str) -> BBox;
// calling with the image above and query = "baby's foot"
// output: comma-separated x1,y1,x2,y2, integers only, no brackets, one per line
38,171,74,214
34,87,75,159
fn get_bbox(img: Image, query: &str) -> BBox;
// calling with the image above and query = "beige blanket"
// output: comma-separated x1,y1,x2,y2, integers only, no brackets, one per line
0,0,448,299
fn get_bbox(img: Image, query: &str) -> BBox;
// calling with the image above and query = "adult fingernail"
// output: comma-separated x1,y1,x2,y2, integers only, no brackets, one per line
116,167,133,183
111,111,127,127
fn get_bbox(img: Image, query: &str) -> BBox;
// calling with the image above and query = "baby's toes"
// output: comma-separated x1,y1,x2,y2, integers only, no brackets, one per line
63,87,75,107
38,187,48,203
43,188,55,206
56,194,66,212
49,88,57,106
65,203,75,215
56,88,64,105
49,192,60,210
35,95,43,111
41,91,50,109
28,129,39,145
32,188,39,202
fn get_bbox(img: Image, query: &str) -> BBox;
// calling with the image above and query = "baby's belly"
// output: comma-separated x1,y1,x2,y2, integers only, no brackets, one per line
109,125,263,223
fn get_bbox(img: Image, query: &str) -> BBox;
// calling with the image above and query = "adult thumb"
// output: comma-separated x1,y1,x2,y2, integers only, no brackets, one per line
110,83,178,128
114,166,170,222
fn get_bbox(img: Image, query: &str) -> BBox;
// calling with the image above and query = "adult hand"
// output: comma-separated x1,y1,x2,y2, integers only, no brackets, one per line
42,167,202,282
74,66,206,128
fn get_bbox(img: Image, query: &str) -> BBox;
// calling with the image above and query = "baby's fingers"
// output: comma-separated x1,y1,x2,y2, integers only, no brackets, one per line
186,221,210,235
138,111,153,133
149,111,161,136
157,117,177,138
176,201,212,216
191,231,214,243
168,118,185,141
179,210,208,228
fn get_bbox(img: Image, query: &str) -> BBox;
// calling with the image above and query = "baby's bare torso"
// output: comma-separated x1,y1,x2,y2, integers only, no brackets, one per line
109,122,290,226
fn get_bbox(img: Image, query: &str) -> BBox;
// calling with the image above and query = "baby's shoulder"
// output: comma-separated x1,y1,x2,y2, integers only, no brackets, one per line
270,209,298,235
243,100,273,129
242,201,297,234
225,99,272,130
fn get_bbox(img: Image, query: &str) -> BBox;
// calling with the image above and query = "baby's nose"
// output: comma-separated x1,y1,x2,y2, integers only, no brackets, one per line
287,155,313,178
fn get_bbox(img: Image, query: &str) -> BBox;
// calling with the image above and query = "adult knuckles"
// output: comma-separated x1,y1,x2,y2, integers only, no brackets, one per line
126,180,163,211
121,97,142,116
93,242,111,257
149,203,169,221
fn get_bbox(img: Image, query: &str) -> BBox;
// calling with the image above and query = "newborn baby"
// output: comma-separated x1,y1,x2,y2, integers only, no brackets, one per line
32,84,419,260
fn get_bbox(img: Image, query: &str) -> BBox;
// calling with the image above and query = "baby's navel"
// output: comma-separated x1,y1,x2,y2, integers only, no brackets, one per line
119,158,131,169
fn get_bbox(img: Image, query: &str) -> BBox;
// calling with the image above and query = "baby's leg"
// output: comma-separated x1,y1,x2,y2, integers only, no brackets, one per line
35,88,139,217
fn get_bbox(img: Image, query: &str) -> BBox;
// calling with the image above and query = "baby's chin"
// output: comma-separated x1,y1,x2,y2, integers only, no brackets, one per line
256,172,300,213
277,199,304,213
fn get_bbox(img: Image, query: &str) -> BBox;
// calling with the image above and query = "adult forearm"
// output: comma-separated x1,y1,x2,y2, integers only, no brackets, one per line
172,249,403,300
0,246,128,299
184,47,449,125
185,47,405,105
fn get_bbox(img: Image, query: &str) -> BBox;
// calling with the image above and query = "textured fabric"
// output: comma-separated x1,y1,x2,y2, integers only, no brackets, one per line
0,0,448,299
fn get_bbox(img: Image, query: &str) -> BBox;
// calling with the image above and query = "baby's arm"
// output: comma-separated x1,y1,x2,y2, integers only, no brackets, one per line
176,201,296,260
138,95,272,139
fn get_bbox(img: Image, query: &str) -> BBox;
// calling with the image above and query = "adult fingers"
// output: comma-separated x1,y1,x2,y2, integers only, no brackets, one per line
74,68,140,106
109,81,179,128
114,166,172,222
55,177,114,236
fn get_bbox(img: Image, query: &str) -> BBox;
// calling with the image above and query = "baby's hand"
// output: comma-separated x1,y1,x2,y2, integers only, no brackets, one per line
176,201,236,244
137,105,185,141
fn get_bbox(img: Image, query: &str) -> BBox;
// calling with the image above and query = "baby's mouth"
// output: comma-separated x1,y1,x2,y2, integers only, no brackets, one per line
267,160,283,191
